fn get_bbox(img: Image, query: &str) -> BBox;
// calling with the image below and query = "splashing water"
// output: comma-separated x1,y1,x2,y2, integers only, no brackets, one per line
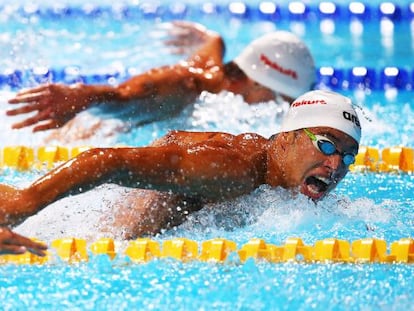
5,89,413,245
15,181,402,248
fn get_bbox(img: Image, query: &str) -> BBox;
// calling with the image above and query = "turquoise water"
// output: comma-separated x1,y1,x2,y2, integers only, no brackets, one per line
2,259,414,310
0,1,414,310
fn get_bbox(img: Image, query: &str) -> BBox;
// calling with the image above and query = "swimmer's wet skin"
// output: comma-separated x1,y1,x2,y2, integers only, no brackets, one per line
0,90,361,237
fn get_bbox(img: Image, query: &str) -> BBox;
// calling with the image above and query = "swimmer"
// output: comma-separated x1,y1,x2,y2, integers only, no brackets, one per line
0,91,360,239
7,21,315,139
0,227,47,256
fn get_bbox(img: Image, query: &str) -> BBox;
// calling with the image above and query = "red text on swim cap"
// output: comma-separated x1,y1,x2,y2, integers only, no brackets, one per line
291,99,327,107
260,54,298,80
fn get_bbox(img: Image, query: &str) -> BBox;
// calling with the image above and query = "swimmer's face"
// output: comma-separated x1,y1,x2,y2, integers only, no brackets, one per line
270,127,359,201
242,80,276,103
227,77,276,104
243,80,295,104
226,73,294,104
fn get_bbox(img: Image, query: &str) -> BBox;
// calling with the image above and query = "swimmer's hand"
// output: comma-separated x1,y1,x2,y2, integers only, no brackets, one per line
7,83,96,132
165,21,221,55
0,227,47,256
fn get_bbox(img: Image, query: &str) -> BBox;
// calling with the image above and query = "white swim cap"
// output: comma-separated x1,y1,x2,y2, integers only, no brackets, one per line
234,31,315,99
280,90,362,143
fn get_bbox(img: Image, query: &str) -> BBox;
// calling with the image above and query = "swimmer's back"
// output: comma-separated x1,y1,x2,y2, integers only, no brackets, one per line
152,130,269,168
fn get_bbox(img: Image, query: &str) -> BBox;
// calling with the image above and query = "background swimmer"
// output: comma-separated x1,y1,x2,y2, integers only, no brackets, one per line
7,21,315,140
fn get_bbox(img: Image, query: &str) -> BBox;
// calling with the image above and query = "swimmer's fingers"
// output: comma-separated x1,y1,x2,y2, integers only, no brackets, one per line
32,120,63,132
8,85,52,104
165,21,209,48
0,244,28,255
23,240,48,257
165,33,203,47
164,34,193,49
11,116,45,130
7,90,53,117
165,46,187,55
6,101,47,116
2,240,47,257
1,242,47,257
10,108,58,130
164,36,202,55
171,21,208,33
0,228,47,256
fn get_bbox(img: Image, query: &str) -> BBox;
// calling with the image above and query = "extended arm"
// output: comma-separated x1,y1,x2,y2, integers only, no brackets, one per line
0,141,260,226
7,22,226,132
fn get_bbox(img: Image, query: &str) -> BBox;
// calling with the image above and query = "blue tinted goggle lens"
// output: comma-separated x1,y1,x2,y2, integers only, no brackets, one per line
304,129,356,166
342,154,355,166
317,140,336,155
317,140,355,166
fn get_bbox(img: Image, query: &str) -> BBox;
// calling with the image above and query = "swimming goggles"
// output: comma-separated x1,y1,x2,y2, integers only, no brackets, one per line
303,128,356,166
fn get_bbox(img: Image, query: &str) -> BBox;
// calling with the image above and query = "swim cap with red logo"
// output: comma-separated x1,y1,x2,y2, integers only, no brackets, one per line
280,90,362,143
233,31,315,99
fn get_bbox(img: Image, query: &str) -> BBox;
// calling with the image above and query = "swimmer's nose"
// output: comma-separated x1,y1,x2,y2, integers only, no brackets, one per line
324,153,343,171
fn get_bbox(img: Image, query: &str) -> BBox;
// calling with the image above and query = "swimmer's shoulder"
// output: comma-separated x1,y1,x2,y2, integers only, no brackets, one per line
151,130,268,148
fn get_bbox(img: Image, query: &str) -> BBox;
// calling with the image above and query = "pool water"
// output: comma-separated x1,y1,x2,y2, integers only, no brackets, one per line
0,1,414,310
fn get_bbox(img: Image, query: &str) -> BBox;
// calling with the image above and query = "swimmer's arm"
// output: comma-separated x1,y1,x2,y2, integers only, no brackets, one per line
7,26,225,131
7,66,218,131
7,83,120,132
0,146,259,225
60,23,226,104
114,60,225,101
40,146,259,199
114,24,226,99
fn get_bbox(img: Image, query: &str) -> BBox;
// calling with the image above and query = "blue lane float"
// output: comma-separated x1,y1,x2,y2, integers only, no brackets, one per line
1,66,413,91
2,2,414,22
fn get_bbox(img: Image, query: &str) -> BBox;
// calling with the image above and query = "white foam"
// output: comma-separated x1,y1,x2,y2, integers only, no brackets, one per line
15,184,129,242
172,185,395,241
188,91,289,137
12,177,401,245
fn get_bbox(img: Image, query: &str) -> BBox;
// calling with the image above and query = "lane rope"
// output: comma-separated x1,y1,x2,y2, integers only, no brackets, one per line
1,237,413,265
1,66,413,91
1,2,410,22
0,145,413,173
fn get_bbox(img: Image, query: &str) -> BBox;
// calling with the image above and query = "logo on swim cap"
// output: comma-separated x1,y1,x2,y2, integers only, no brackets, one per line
280,90,362,143
234,31,315,99
259,54,298,80
343,111,361,128
291,99,327,107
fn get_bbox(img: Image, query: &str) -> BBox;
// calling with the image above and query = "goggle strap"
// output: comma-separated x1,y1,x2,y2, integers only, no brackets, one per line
303,128,317,141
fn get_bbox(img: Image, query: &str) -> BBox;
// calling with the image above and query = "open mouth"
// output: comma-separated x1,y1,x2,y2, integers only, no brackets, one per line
302,175,331,200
